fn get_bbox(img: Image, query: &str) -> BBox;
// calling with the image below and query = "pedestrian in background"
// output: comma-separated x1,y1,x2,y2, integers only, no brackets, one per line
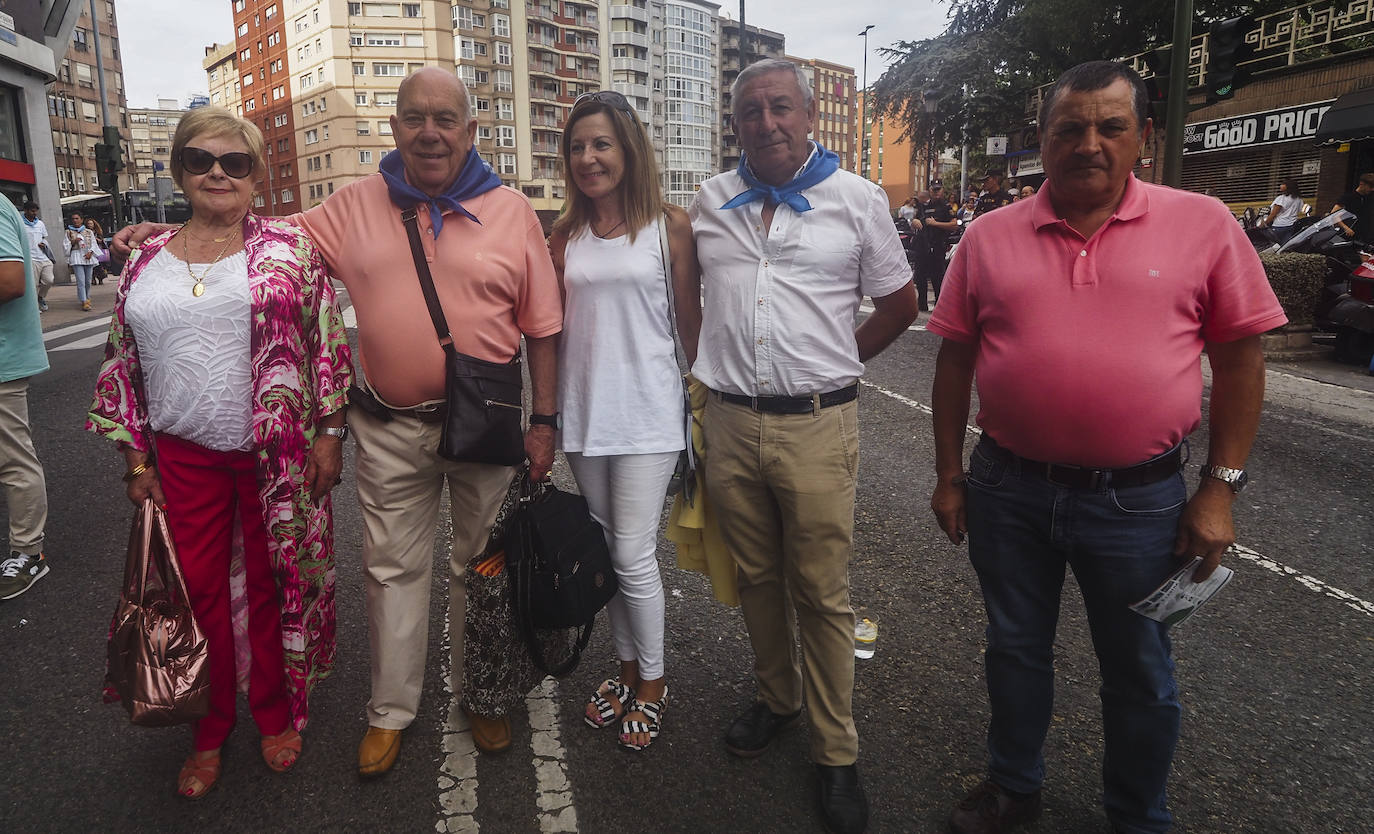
0,198,51,602
930,60,1286,834
1329,172,1374,243
20,202,54,313
63,210,98,311
920,183,957,307
85,217,109,284
87,106,354,799
691,58,917,834
973,172,1015,219
548,89,700,751
1260,179,1303,244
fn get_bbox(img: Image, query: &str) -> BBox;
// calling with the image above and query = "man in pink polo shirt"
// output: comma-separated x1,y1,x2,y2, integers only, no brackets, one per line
929,61,1285,834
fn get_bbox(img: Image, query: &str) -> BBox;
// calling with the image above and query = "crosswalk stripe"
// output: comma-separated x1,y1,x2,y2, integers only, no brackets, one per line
43,317,109,344
50,332,109,352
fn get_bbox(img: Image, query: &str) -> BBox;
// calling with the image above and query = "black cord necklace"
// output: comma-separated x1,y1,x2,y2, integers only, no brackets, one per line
591,218,626,239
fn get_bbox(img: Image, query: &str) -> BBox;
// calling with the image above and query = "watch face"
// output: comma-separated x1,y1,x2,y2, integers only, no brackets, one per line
1234,470,1248,492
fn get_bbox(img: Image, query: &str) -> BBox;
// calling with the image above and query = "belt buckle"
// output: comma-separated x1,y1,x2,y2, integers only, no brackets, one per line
1044,463,1100,490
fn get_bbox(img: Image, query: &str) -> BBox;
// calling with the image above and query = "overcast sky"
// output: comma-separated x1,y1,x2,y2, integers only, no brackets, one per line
117,0,948,109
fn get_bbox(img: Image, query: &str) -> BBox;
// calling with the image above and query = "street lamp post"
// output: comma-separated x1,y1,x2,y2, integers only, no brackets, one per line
858,25,874,180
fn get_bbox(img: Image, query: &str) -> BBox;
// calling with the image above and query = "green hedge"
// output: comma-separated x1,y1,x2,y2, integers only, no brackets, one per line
1260,252,1325,328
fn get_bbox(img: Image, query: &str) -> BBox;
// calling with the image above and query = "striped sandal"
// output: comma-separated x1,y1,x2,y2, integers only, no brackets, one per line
619,686,668,751
585,678,635,729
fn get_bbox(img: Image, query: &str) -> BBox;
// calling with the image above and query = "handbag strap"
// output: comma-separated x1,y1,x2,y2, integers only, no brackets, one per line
657,210,689,377
401,208,455,350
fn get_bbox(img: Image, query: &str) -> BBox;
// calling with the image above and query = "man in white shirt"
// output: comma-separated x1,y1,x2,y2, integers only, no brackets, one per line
688,58,917,834
21,203,54,313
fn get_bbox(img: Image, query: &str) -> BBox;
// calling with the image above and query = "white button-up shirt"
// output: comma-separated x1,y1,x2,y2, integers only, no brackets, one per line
688,165,912,397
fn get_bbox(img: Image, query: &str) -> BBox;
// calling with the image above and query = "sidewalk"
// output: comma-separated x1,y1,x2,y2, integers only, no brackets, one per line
40,277,116,331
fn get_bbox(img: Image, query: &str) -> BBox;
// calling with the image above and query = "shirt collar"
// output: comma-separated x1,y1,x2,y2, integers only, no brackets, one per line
743,141,819,186
1032,174,1148,230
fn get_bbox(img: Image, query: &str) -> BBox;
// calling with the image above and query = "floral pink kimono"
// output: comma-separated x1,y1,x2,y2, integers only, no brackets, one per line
86,212,353,730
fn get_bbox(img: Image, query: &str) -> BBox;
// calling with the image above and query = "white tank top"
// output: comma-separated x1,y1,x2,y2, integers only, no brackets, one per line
125,248,254,452
558,218,686,456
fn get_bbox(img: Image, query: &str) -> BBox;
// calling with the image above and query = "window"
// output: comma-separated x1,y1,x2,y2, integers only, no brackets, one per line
404,33,423,47
264,4,277,19
495,43,512,65
268,32,279,47
281,188,293,203
350,33,364,46
497,153,516,175
325,153,332,169
234,0,246,10
305,129,319,144
497,126,515,147
378,121,392,135
300,73,314,89
459,39,474,61
473,12,486,27
495,70,513,92
353,62,366,76
474,98,490,112
237,22,249,36
477,126,492,140
356,92,368,105
452,6,471,29
356,121,370,135
367,32,402,46
245,98,256,111
403,3,421,17
496,99,513,120
493,14,510,37
374,63,404,76
274,113,288,127
359,150,374,163
348,2,362,14
375,92,397,106
241,72,254,87
272,85,285,100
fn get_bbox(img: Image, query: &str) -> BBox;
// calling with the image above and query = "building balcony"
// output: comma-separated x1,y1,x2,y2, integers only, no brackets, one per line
610,30,649,49
525,3,556,20
610,5,649,24
614,82,650,100
611,57,650,75
530,87,562,104
531,145,560,157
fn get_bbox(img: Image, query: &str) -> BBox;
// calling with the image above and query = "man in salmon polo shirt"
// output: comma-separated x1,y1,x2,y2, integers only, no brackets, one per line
116,67,562,774
928,61,1286,834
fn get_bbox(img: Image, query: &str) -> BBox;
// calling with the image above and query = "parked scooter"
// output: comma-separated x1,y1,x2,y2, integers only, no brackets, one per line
1280,210,1374,364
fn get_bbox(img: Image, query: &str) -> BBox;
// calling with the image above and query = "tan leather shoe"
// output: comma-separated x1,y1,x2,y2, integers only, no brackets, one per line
463,707,512,754
357,726,402,778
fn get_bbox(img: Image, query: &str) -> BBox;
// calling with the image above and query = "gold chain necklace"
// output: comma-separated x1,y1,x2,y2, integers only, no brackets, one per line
181,226,236,298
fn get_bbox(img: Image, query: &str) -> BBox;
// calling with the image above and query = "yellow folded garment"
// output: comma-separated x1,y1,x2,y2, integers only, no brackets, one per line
666,375,739,607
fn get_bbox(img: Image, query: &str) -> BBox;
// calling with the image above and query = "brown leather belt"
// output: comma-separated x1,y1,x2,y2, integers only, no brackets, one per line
714,384,859,414
978,436,1183,490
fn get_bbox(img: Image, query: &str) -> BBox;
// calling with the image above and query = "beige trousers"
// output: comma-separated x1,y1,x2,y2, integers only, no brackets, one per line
350,406,514,730
0,378,47,555
703,395,860,766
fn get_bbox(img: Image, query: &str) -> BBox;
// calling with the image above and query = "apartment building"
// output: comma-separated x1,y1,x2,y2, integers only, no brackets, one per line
716,18,783,172
127,99,183,191
789,57,856,172
661,0,718,204
204,42,244,115
47,0,130,198
233,0,300,216
2,0,83,214
286,0,451,208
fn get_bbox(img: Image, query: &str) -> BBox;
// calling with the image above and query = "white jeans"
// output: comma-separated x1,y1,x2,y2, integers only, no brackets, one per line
565,450,678,680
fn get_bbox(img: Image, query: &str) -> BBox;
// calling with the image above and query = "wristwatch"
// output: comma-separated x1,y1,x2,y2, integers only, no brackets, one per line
530,412,561,429
319,426,350,441
1200,464,1248,494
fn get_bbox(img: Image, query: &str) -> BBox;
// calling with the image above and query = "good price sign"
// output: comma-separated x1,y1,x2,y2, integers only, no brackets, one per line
1182,101,1334,155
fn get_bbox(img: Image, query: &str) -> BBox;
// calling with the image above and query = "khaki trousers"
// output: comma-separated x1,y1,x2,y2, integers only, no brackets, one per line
350,406,513,730
0,378,47,555
703,395,860,765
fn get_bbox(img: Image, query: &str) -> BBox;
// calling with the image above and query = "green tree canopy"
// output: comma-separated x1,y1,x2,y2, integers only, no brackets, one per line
871,0,1293,150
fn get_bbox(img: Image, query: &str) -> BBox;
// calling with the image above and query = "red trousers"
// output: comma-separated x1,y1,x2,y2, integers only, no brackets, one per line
156,433,289,751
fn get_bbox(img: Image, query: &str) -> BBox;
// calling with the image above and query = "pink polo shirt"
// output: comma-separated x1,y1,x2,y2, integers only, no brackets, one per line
928,176,1286,467
295,175,562,406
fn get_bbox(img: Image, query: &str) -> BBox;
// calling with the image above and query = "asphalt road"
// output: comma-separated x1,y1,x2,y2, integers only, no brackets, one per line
1,301,1371,833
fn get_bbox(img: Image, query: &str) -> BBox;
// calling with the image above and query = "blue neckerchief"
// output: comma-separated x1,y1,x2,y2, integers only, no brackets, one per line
67,224,83,232
380,147,502,236
22,215,38,227
720,143,840,213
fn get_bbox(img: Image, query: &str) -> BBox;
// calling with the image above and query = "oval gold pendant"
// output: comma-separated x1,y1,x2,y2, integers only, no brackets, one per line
192,281,206,297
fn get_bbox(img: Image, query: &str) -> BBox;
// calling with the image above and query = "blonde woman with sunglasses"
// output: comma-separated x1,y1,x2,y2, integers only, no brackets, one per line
86,106,353,798
548,91,701,751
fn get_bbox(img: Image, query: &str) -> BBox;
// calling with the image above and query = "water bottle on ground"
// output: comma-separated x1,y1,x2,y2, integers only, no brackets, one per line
854,617,878,659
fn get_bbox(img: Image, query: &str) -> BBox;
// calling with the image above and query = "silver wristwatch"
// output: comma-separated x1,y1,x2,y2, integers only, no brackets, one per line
319,426,350,441
1200,464,1248,494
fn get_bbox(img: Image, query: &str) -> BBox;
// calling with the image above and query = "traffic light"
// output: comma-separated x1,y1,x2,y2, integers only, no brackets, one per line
1207,16,1254,103
94,138,123,194
1143,47,1171,127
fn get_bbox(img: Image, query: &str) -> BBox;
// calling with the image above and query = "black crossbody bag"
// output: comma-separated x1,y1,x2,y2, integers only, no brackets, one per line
400,208,525,466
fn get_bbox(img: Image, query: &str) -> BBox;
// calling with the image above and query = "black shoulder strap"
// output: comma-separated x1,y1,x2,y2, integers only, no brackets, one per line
401,208,452,348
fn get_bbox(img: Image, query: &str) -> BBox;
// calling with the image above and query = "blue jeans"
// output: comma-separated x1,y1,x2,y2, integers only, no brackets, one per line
71,263,93,303
965,435,1184,834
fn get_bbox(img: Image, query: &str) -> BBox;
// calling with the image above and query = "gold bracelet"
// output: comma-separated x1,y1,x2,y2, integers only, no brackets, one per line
122,462,150,483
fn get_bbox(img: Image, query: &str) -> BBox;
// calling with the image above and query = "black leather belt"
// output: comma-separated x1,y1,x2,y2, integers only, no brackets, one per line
714,384,859,414
979,436,1182,490
348,383,446,423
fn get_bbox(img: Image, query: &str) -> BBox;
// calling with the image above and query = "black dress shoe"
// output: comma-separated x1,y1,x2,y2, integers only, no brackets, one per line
724,702,801,758
948,780,1042,834
816,763,869,834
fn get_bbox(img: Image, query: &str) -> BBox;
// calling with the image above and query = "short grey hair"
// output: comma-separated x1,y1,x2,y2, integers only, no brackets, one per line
731,58,814,109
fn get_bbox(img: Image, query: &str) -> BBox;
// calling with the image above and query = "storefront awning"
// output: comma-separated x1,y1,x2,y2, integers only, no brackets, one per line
1315,87,1374,146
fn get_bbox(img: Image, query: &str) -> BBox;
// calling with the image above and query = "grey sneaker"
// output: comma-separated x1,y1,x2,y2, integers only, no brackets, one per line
38,299,48,312
0,552,49,600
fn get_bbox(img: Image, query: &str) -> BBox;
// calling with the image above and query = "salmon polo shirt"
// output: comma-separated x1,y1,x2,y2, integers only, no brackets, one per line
927,176,1287,468
294,175,562,407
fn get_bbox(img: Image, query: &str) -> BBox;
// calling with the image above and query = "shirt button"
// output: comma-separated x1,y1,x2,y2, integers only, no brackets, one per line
1080,249,1087,257
757,337,765,344
758,298,765,305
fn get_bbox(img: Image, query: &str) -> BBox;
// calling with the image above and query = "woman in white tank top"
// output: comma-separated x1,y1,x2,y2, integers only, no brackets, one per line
548,91,701,752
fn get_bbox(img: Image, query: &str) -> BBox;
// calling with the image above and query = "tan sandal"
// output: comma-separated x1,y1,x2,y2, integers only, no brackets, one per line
178,749,221,799
261,728,302,772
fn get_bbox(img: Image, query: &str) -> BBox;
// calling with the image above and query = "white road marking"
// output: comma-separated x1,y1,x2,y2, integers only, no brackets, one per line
43,317,110,343
438,619,481,833
859,301,926,332
50,331,110,352
527,678,578,833
860,380,1374,620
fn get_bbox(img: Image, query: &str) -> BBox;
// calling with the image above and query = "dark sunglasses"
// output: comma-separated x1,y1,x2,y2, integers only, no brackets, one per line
572,90,637,117
179,146,256,179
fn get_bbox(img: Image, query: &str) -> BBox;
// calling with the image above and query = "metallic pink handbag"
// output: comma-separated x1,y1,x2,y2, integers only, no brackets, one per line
106,500,210,727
